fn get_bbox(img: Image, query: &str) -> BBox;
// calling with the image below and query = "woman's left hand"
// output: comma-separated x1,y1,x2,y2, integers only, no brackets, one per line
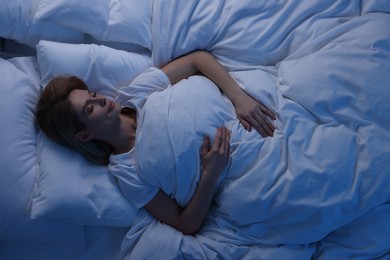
233,92,276,137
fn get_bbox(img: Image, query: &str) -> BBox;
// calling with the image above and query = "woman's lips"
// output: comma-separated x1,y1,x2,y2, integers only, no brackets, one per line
108,100,115,113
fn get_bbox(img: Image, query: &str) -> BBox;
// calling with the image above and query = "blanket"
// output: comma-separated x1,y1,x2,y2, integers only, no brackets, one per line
120,1,390,258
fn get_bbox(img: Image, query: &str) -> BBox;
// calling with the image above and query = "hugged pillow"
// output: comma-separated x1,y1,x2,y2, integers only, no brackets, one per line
0,57,85,249
0,0,84,47
35,0,153,50
31,40,152,226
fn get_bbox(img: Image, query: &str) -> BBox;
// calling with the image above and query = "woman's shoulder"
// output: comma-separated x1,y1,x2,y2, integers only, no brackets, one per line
109,148,135,168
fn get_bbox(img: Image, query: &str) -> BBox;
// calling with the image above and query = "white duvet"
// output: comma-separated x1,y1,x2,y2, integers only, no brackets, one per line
120,1,390,259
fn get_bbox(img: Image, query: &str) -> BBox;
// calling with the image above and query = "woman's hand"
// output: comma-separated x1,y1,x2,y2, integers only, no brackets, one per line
200,127,231,182
145,126,231,235
233,92,276,137
160,51,276,137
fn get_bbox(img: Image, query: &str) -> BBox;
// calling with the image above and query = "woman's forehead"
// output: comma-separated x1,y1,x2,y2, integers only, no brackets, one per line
68,89,89,113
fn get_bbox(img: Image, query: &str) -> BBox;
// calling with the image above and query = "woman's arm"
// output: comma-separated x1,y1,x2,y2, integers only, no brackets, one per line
161,51,276,137
144,127,230,235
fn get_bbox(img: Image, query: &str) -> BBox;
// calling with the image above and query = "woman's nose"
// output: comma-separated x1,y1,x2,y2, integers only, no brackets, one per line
93,97,106,106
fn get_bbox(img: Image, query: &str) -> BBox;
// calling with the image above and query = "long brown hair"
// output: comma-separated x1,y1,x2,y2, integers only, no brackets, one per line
36,76,113,165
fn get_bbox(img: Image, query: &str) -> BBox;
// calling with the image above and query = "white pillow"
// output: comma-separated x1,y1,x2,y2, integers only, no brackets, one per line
32,133,138,226
0,57,86,249
362,0,390,14
31,40,152,226
37,40,152,96
35,0,153,50
0,0,84,47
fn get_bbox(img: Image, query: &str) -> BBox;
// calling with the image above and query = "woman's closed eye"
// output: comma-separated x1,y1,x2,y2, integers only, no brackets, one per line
85,92,97,114
86,103,94,114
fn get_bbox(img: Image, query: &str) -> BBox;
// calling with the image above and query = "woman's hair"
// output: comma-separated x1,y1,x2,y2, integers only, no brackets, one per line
36,76,112,165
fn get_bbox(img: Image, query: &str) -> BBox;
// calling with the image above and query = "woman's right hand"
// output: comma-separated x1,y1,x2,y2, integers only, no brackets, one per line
145,126,231,235
200,127,231,182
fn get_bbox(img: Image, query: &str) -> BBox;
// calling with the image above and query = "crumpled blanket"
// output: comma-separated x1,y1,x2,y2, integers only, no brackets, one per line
120,0,390,258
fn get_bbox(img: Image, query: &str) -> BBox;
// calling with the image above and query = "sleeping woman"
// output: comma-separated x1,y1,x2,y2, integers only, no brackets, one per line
36,51,276,235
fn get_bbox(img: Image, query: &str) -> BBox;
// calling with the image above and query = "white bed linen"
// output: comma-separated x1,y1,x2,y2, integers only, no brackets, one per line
35,0,153,50
1,0,389,258
0,0,84,47
0,226,128,260
0,54,134,259
29,40,152,227
152,0,362,68
0,56,85,248
117,1,390,258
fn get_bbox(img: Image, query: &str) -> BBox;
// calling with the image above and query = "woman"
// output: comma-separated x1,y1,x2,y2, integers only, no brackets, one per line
36,51,276,234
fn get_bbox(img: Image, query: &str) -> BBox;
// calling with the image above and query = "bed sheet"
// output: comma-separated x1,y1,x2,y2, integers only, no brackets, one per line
2,0,389,259
117,1,390,259
0,226,128,260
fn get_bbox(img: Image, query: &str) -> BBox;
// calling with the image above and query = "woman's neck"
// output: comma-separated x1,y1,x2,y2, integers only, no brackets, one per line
110,114,137,155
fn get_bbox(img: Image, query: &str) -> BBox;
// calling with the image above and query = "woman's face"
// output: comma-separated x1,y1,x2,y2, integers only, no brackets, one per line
69,89,121,139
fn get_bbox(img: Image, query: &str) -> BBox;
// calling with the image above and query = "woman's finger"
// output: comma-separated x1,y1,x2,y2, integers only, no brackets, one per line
260,104,276,120
255,108,276,136
220,128,228,151
219,127,227,151
201,135,211,156
224,129,231,154
259,110,275,132
264,117,275,133
212,127,223,149
254,123,268,137
250,113,271,137
238,116,252,131
259,118,274,137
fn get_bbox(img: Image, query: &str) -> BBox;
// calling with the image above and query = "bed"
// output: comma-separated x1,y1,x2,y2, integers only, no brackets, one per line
1,0,389,259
